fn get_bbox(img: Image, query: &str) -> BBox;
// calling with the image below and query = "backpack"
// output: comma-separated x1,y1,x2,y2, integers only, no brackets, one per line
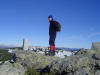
55,21,61,32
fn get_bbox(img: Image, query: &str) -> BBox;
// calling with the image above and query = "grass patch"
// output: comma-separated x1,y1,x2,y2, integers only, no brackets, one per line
25,67,40,75
0,49,8,53
0,49,12,64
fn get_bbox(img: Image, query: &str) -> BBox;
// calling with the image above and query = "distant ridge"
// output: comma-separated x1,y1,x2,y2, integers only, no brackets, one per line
60,47,81,51
0,44,19,49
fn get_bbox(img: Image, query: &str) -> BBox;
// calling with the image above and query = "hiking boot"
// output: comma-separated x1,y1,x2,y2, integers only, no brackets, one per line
49,50,55,56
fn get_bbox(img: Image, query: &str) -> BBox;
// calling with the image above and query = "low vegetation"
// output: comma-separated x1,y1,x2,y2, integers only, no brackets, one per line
0,49,12,64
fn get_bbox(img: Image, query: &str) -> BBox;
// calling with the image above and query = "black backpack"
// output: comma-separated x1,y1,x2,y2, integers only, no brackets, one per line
55,21,61,32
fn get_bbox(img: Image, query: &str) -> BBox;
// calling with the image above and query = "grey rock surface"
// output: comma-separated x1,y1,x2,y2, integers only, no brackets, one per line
0,49,100,75
0,62,25,75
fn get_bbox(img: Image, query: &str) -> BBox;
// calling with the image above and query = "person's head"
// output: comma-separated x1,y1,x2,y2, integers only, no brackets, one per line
48,15,53,21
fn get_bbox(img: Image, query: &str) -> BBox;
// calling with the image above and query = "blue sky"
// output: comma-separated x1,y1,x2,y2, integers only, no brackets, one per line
0,0,100,48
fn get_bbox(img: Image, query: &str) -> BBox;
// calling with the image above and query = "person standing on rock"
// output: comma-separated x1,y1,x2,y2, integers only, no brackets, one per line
48,15,61,56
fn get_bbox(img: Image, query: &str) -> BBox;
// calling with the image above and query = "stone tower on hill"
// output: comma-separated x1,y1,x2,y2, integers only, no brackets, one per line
91,42,100,50
23,38,28,50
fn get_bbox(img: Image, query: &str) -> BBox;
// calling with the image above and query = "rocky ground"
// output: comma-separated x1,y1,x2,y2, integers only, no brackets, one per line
0,49,100,75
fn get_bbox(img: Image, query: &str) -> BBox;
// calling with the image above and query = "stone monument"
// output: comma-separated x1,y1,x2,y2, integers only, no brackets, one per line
91,42,100,50
23,38,28,50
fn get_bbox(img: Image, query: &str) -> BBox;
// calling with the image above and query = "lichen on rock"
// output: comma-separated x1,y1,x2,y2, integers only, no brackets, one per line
0,49,100,75
0,62,25,75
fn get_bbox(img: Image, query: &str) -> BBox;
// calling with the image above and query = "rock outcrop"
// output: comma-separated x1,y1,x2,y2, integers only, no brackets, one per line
13,50,61,69
0,62,25,75
0,49,100,75
49,49,100,75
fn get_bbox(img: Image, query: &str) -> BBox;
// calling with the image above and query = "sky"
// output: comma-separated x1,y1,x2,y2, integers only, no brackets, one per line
0,0,100,48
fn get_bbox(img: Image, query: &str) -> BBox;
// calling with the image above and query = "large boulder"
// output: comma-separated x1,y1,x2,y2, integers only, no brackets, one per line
0,62,25,75
13,50,61,69
47,49,100,75
49,55,95,75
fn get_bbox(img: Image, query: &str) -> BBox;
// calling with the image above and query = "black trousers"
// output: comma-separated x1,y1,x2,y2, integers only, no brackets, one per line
49,32,56,46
